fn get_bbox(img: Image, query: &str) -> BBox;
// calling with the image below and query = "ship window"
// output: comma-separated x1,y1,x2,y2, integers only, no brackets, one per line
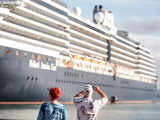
31,77,34,80
24,52,28,57
6,49,11,55
16,51,20,56
26,76,30,80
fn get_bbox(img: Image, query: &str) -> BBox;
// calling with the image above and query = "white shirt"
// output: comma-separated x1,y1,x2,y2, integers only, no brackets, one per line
74,97,108,120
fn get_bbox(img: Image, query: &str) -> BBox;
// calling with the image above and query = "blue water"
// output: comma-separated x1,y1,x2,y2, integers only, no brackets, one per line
0,102,160,120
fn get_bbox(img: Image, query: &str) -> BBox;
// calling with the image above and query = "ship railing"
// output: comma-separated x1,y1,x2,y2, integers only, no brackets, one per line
0,19,69,48
69,44,107,59
136,66,156,75
69,29,108,47
111,57,136,67
13,6,69,31
0,0,21,8
111,45,136,58
114,40,137,53
69,22,110,43
137,54,155,64
68,17,111,41
46,0,68,8
69,36,108,53
137,59,155,68
0,11,69,40
115,34,137,48
135,65,156,73
111,51,135,62
21,0,68,22
137,50,154,59
0,31,68,54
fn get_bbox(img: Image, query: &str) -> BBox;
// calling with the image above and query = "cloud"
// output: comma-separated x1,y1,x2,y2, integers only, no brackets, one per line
129,33,160,58
121,16,160,35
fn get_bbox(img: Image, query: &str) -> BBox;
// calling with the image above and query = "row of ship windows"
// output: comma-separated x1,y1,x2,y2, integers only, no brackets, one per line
115,38,151,55
56,79,155,91
1,48,55,62
56,79,114,88
26,76,38,81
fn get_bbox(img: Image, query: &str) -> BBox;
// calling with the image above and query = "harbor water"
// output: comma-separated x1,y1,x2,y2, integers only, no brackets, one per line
0,101,160,120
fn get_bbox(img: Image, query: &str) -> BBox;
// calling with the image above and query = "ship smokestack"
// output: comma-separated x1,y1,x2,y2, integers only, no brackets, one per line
93,5,98,23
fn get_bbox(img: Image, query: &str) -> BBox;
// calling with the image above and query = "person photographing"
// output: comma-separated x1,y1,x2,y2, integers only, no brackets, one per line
73,85,108,120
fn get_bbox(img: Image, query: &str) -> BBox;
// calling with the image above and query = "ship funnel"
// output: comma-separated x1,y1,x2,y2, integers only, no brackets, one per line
99,5,103,10
94,12,104,24
73,7,82,16
93,4,105,24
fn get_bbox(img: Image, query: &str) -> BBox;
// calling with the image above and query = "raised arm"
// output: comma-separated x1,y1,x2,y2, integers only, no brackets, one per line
93,86,107,98
93,86,108,108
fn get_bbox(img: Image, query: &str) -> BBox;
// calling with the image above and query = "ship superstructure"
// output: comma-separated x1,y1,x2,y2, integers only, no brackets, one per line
0,0,157,101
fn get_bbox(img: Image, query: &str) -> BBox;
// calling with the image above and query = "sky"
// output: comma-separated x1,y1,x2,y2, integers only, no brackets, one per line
62,0,160,59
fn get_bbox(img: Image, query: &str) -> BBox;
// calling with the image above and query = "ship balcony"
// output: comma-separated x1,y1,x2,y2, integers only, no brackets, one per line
0,30,68,53
13,6,69,30
135,64,156,72
137,50,154,59
111,57,136,67
115,35,137,48
111,45,136,58
135,69,157,77
0,11,69,39
22,0,68,22
0,19,68,47
69,43,107,59
70,25,111,44
138,45,151,54
0,37,62,58
69,29,108,47
114,40,137,53
68,18,112,42
137,54,155,64
69,12,115,36
111,51,136,63
38,0,68,12
69,36,108,54
0,0,21,8
138,74,157,81
136,59,156,68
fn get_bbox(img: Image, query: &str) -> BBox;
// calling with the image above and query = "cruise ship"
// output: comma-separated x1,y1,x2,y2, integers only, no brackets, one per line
0,0,158,102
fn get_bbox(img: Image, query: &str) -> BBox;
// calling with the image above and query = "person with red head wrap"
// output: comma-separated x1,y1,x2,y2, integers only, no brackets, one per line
37,87,67,120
